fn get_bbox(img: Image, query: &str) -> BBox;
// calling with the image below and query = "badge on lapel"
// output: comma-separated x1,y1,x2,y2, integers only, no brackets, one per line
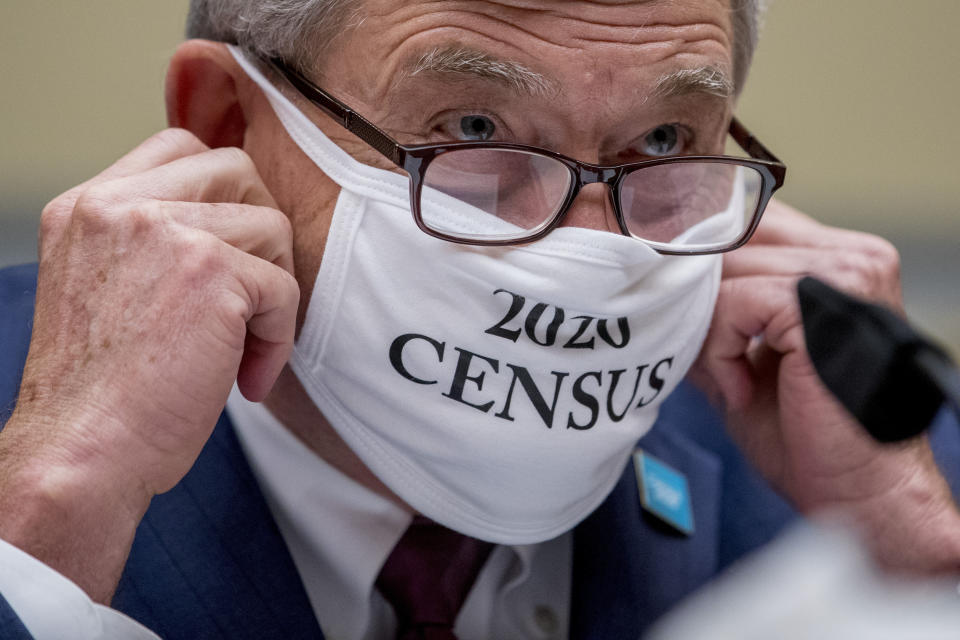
633,448,694,536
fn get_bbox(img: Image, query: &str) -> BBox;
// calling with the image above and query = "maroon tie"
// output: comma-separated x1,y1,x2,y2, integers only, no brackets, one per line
376,515,495,640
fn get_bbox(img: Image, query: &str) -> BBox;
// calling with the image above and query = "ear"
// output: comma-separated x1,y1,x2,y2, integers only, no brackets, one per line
165,40,249,149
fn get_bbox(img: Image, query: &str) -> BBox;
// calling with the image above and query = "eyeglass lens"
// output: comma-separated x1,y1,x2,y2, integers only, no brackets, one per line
619,162,762,250
419,148,763,250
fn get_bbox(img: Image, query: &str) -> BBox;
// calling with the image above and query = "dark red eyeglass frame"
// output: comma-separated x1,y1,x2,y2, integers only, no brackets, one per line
267,56,787,255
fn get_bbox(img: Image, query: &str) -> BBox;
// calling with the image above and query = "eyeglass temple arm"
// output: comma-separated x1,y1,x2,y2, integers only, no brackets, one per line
267,57,403,166
729,117,783,165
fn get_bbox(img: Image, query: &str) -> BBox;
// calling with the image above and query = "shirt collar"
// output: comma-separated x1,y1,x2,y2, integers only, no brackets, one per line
228,387,413,639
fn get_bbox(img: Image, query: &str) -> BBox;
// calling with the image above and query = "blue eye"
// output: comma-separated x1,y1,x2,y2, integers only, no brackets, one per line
459,115,496,141
641,124,681,156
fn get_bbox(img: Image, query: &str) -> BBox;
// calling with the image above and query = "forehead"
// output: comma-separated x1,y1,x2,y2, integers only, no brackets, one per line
329,0,734,99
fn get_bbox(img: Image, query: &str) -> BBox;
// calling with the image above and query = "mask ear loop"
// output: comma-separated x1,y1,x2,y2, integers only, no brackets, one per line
228,45,411,205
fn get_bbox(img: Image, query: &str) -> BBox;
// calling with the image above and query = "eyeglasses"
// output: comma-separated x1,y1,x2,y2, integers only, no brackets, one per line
268,57,786,255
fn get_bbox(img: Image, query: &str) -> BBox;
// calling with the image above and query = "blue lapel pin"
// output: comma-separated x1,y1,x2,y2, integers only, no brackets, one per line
633,448,694,536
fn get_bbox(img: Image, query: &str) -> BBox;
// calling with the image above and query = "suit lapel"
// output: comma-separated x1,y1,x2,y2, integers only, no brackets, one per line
0,264,38,421
112,412,324,640
115,398,722,640
570,399,723,639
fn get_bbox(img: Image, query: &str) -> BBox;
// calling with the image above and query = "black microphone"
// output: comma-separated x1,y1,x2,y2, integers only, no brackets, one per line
797,276,960,442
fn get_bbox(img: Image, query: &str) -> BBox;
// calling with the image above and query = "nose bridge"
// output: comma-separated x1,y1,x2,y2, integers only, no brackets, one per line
558,180,621,234
577,163,618,187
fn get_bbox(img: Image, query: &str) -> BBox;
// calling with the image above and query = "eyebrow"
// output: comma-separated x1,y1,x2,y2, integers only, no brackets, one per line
652,66,735,100
401,47,732,102
404,46,556,97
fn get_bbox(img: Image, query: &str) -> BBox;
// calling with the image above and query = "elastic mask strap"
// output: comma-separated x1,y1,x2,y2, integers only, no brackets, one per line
229,45,410,207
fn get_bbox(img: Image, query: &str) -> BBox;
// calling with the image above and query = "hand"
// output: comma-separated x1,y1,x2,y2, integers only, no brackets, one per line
0,129,299,600
691,199,960,573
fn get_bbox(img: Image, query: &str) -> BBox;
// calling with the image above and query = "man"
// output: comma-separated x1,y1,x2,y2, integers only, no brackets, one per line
1,0,959,638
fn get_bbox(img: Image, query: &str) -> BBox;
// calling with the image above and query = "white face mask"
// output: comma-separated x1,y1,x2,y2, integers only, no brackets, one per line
233,47,724,544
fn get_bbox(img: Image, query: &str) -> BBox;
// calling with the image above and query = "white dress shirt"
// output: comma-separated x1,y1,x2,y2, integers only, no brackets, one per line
228,388,572,640
0,389,572,639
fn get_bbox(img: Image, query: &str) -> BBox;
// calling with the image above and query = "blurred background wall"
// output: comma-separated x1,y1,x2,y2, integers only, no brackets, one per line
1,1,958,355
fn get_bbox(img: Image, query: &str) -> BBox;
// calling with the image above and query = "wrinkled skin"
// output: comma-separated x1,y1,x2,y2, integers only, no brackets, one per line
0,0,957,605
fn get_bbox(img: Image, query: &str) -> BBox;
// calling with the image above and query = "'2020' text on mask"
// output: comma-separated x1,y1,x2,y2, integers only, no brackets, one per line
234,47,724,544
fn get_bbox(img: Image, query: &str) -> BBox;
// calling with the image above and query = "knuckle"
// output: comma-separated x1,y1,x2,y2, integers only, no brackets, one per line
215,293,254,341
212,146,255,173
832,249,864,276
72,185,123,230
835,234,901,291
174,228,221,271
207,147,270,206
279,268,301,301
831,251,873,290
862,236,901,274
39,199,71,238
270,209,294,245
124,200,168,235
867,244,901,289
150,128,209,156
178,226,215,252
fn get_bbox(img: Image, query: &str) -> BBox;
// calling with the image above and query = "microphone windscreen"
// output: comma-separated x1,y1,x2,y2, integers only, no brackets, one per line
797,276,945,442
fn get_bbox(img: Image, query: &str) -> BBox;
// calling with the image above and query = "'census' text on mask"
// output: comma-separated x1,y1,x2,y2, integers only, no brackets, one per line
389,287,676,430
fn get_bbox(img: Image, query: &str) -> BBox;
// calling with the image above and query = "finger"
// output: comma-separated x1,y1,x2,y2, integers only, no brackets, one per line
724,242,890,281
748,199,828,247
723,245,902,310
40,130,212,255
699,275,803,410
750,199,900,257
147,201,294,275
226,249,300,401
53,129,211,212
85,146,278,211
97,129,211,182
750,215,893,253
723,245,824,280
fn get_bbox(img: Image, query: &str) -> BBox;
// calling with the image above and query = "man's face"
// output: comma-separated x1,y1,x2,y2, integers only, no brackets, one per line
243,0,735,321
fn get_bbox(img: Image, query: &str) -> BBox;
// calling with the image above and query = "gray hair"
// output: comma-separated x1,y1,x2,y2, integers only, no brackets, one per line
187,0,765,94
730,0,768,93
186,0,358,72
